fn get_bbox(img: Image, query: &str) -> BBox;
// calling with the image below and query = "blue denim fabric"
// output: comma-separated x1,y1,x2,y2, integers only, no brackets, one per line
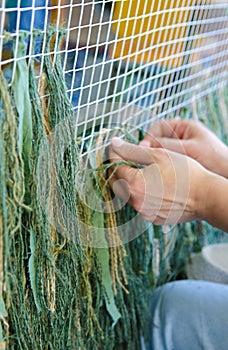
146,280,228,350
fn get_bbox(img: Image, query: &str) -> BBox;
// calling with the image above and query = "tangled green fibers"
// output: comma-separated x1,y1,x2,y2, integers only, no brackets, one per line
0,29,228,350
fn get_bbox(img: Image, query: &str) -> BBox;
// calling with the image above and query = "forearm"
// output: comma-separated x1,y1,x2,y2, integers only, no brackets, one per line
214,148,228,179
197,172,228,232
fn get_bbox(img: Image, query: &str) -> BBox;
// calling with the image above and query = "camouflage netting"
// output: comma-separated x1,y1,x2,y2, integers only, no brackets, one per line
0,30,228,350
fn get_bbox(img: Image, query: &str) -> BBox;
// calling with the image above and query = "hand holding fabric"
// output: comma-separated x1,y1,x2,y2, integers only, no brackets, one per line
109,137,208,226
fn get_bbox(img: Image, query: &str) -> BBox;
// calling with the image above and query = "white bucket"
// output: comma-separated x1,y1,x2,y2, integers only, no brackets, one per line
187,243,228,284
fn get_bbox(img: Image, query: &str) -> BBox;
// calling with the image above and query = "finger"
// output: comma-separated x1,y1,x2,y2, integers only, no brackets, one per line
109,143,139,187
110,177,131,203
110,137,154,165
109,140,138,182
109,160,138,189
108,166,138,210
148,137,189,155
140,118,189,147
140,119,179,145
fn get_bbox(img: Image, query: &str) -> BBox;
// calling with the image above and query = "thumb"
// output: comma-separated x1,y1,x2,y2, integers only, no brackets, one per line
110,137,154,165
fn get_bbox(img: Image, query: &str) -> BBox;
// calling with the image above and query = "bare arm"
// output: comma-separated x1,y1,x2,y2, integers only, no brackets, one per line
199,172,228,232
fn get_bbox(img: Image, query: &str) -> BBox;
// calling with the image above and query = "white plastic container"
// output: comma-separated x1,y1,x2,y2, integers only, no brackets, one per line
187,243,228,284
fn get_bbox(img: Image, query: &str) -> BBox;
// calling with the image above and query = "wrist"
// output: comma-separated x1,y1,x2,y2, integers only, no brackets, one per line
217,150,228,178
195,171,212,220
184,165,212,222
193,169,212,221
195,170,228,231
209,142,228,179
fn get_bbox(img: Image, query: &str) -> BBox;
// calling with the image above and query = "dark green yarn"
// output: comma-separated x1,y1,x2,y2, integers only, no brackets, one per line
0,30,153,350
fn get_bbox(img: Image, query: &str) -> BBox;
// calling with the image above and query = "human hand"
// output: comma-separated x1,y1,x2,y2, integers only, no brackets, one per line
140,119,228,178
109,137,209,226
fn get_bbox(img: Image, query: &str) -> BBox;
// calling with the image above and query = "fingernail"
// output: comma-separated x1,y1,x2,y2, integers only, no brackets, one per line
111,137,124,147
139,140,150,147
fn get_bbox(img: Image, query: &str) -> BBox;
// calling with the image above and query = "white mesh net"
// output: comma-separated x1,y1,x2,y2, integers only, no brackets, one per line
0,4,228,348
1,0,227,147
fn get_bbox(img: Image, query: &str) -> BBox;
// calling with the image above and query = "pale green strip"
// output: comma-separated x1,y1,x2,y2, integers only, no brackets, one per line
12,34,32,161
